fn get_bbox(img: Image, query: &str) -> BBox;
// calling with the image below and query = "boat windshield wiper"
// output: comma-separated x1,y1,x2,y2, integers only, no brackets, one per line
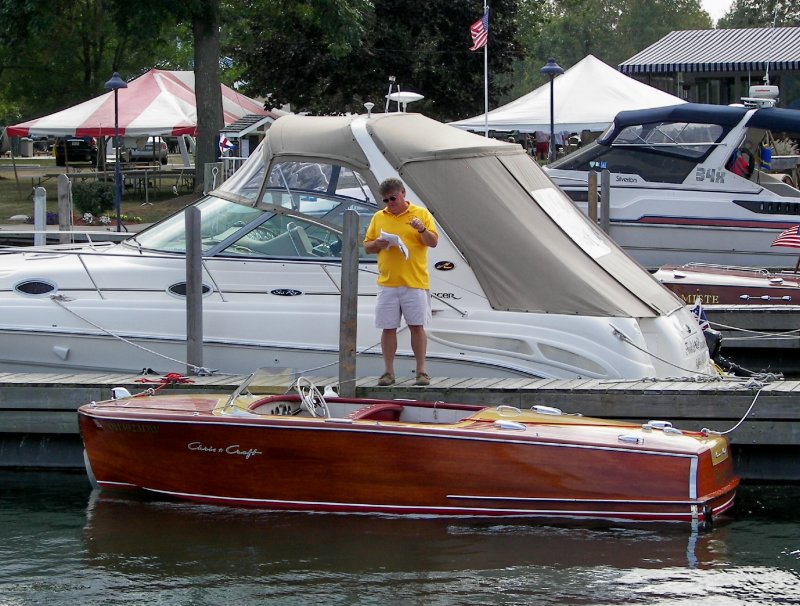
275,165,303,211
277,165,291,195
128,234,143,254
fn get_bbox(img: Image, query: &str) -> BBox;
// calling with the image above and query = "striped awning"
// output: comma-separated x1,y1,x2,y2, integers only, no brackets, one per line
619,27,800,74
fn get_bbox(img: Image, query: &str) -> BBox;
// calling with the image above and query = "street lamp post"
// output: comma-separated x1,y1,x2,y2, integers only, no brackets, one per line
539,58,564,163
104,72,127,231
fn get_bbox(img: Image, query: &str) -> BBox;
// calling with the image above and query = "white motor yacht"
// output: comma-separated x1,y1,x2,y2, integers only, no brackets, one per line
546,103,800,269
0,113,712,380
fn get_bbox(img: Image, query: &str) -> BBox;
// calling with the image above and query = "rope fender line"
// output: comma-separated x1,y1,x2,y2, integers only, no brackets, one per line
134,372,195,385
48,293,389,383
702,383,765,437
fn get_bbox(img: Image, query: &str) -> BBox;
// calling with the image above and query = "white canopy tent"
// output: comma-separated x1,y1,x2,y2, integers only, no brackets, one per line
449,55,685,134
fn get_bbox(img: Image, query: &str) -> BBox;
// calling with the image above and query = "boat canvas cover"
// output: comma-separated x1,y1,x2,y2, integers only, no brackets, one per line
263,115,371,171
600,104,800,145
7,69,271,138
264,114,681,318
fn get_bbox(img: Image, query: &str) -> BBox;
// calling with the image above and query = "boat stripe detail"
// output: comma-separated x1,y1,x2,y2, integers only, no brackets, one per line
447,494,705,506
143,487,705,520
635,216,798,230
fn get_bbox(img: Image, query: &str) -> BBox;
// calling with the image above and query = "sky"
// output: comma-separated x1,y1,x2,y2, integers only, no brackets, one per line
701,0,734,23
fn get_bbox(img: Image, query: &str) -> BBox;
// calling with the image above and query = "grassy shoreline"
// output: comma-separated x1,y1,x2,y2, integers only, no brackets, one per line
0,155,200,224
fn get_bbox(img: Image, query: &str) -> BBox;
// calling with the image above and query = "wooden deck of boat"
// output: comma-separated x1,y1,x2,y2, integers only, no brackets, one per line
1,371,798,481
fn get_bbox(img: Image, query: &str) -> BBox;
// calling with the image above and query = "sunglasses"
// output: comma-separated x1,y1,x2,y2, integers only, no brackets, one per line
382,195,399,203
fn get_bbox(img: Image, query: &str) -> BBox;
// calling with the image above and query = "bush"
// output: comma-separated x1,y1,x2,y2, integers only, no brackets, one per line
72,181,114,216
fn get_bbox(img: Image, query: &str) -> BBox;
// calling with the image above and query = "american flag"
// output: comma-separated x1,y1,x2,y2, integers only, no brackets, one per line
771,225,800,249
469,8,489,51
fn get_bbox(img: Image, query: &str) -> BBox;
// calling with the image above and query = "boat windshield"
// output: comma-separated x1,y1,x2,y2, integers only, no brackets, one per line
130,160,379,260
551,121,726,183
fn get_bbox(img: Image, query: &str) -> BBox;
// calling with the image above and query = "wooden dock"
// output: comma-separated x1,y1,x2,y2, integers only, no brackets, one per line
707,306,800,375
1,371,798,481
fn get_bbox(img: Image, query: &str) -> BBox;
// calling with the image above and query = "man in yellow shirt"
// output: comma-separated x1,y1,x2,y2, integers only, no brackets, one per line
364,178,438,386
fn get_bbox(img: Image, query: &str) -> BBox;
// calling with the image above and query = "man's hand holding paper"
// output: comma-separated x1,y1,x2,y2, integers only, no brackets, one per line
379,230,409,260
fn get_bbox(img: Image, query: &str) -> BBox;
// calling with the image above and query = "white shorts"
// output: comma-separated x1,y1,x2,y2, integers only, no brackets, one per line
374,286,432,329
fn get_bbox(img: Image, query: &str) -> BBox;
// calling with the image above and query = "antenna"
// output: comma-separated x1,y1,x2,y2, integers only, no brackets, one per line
764,3,780,85
384,76,395,113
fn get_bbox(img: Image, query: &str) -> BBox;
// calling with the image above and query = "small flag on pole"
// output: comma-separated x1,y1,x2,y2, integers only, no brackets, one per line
219,136,235,155
690,297,710,332
469,8,489,51
770,225,800,249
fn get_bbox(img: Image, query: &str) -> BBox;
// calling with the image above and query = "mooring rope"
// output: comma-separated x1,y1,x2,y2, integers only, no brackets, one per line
709,319,800,342
609,324,782,385
50,294,217,376
702,380,765,437
49,292,390,381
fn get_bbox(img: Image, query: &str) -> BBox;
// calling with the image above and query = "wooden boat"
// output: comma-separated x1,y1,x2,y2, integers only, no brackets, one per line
655,263,800,306
78,375,739,524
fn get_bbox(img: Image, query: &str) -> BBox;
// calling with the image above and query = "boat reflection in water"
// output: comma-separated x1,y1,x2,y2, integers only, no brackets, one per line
83,491,726,575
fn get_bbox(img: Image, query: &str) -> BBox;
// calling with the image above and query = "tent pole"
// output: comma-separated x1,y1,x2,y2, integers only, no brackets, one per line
2,128,24,200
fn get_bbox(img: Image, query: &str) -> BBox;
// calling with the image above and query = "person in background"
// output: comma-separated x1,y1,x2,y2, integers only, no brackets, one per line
534,131,549,161
363,177,438,386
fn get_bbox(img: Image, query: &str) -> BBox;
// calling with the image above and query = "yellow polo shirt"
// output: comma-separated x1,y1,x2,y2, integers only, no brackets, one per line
364,203,437,289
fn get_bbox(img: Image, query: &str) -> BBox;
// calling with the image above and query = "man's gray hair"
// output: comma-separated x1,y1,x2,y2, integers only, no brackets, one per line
379,177,405,195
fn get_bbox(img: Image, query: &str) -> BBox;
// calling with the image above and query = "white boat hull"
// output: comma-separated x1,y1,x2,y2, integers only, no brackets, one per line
547,102,800,269
0,113,714,380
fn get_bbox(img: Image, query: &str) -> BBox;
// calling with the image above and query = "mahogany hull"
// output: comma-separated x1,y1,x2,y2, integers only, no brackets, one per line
656,264,800,306
78,395,738,523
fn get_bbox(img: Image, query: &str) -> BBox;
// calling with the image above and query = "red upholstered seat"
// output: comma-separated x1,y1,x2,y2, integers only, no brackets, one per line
347,402,404,421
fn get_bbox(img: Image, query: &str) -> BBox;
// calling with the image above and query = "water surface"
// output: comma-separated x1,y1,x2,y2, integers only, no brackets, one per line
0,471,798,605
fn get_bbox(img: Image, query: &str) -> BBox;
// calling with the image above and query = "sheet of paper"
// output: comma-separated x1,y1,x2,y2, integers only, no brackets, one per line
380,230,408,259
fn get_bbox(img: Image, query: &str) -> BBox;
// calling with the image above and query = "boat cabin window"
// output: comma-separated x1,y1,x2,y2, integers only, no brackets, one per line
264,161,375,205
216,148,266,200
130,160,380,261
551,121,726,183
219,213,345,259
132,197,266,253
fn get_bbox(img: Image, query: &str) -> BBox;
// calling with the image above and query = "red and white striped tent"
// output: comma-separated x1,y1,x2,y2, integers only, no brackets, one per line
7,69,271,138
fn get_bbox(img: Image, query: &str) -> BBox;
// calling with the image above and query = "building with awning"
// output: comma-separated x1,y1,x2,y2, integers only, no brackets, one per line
619,27,800,108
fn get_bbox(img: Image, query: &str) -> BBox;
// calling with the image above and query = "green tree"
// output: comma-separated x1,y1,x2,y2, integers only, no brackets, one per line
509,0,710,101
0,0,177,121
1,0,228,191
717,0,800,28
230,0,371,113
232,0,525,122
191,0,224,189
